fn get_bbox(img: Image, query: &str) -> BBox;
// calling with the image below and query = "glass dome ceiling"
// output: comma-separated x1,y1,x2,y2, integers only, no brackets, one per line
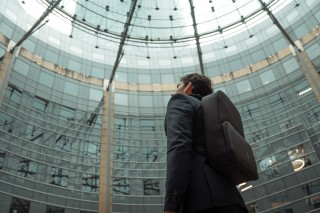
21,0,286,45
17,0,297,82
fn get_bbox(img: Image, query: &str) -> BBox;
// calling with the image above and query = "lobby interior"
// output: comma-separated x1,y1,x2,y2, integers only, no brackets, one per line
1,0,320,212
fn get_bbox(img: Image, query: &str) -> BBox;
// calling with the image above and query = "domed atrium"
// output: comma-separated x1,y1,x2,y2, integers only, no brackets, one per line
1,0,320,212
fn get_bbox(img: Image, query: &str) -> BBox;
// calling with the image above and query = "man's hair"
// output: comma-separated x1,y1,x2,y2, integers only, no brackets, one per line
180,73,213,97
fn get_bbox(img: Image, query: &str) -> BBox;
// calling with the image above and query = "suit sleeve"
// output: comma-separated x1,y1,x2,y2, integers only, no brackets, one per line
164,94,195,211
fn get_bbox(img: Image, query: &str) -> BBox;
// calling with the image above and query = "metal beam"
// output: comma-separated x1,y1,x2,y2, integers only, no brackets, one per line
258,0,300,52
10,0,62,53
258,0,320,102
107,0,139,91
188,0,205,75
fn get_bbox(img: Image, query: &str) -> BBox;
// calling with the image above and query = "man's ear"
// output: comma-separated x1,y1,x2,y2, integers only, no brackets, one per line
183,82,193,94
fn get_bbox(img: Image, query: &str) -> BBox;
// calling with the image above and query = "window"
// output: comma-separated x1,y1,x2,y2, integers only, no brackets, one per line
143,179,160,195
55,135,72,152
64,81,78,96
270,193,290,211
18,159,37,179
260,70,275,85
268,94,284,108
306,43,320,60
6,84,22,102
14,59,29,76
113,178,130,195
141,147,158,162
87,109,102,124
114,117,128,130
0,114,14,133
10,197,30,213
68,59,81,71
25,125,43,144
243,103,259,118
246,202,258,213
138,74,151,84
163,95,171,106
82,174,99,192
50,167,68,187
89,88,103,101
60,106,76,121
84,141,100,158
33,96,48,112
293,24,309,39
214,87,227,94
140,119,155,131
236,79,252,93
39,71,54,87
114,145,129,161
0,152,5,170
259,155,277,171
161,74,174,83
114,93,128,106
46,205,64,213
288,145,306,172
307,108,320,124
259,155,279,179
282,58,299,74
139,95,153,107
115,72,127,82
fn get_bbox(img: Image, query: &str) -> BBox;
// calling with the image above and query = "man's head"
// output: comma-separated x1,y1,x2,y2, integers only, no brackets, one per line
175,73,213,97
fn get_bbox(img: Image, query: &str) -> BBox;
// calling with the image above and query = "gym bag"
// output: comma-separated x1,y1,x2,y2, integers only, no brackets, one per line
201,90,259,185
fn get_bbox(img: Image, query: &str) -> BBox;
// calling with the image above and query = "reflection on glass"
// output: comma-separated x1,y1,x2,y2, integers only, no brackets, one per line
18,159,37,179
50,167,69,187
143,179,160,195
113,178,130,195
82,174,99,192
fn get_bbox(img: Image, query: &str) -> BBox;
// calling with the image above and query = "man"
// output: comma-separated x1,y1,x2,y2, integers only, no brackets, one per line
164,73,248,213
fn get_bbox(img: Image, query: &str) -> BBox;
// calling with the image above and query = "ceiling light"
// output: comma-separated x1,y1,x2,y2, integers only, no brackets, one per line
298,88,312,96
238,182,246,187
293,159,305,171
241,185,253,192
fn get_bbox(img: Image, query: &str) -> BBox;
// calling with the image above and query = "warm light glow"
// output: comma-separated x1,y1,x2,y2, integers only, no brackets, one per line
293,159,305,172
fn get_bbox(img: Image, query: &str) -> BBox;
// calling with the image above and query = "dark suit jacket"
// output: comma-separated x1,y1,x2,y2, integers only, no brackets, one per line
164,93,247,213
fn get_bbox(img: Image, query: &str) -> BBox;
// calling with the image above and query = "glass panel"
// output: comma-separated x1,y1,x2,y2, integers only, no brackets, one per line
139,95,153,107
236,79,252,93
50,167,68,187
282,58,299,74
113,178,130,195
39,71,54,87
114,93,128,106
33,96,48,112
260,70,276,85
143,179,160,195
14,59,29,76
64,81,78,96
18,159,37,180
89,88,103,101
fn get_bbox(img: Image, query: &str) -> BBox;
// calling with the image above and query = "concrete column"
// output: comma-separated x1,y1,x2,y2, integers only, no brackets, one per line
0,52,13,107
290,44,320,102
99,90,114,213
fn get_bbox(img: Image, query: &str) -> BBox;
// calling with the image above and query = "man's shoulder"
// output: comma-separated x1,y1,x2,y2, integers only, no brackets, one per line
170,93,201,104
167,94,201,113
